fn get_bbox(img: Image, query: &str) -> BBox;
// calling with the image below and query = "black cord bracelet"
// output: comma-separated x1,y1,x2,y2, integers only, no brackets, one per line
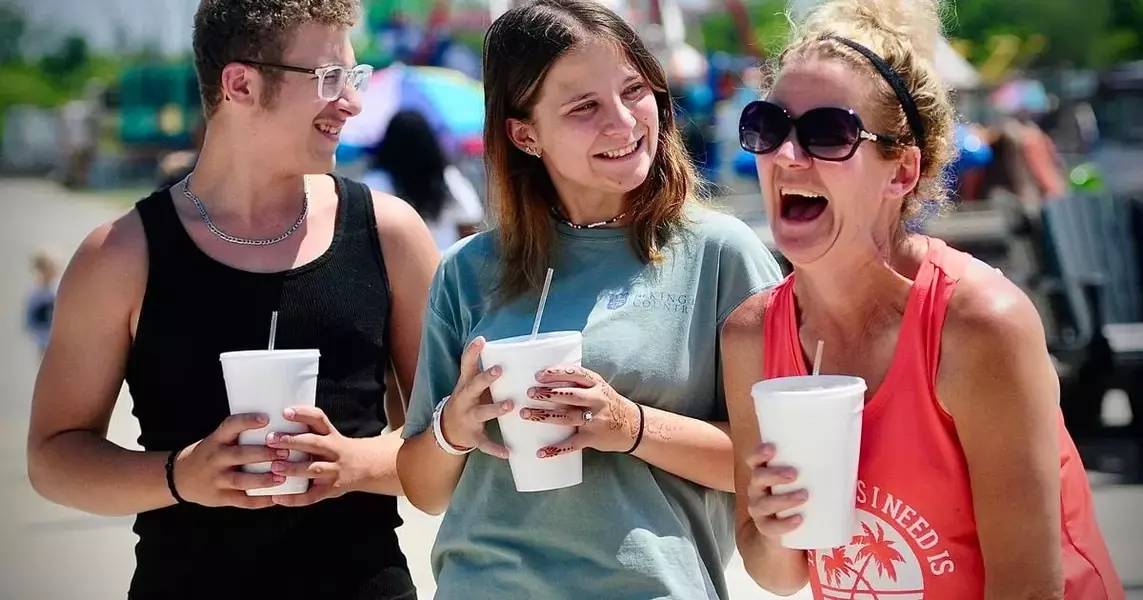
623,402,645,455
165,447,189,505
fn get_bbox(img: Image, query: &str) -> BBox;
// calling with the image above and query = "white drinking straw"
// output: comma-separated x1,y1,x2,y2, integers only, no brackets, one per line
268,311,279,351
530,268,555,340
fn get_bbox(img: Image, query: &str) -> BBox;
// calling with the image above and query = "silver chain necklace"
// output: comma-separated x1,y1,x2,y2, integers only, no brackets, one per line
181,174,309,246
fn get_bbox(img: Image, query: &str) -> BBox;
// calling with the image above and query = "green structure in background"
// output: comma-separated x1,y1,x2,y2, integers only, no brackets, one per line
116,62,200,149
366,0,432,25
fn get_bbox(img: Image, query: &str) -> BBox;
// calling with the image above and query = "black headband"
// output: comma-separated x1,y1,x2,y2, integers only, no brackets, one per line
826,35,926,152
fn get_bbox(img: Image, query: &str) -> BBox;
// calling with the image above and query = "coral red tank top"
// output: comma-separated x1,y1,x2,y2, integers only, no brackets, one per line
763,237,1123,600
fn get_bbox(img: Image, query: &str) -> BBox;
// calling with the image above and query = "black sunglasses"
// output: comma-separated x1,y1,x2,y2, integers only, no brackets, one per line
739,100,898,162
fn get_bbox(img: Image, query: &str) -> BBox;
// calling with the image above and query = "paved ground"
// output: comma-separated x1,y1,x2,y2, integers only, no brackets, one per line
1,177,1139,599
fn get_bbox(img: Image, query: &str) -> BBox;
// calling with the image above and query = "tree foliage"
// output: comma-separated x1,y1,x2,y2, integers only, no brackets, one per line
697,0,1143,70
0,3,125,137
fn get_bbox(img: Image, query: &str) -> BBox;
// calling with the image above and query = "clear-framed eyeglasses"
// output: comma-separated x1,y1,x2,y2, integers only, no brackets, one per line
238,60,373,101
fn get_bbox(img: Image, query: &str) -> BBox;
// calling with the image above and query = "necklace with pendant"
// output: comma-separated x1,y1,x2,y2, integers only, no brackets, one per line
550,206,628,229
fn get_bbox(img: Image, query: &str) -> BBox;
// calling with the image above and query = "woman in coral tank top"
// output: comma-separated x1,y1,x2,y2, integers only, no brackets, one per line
720,0,1125,599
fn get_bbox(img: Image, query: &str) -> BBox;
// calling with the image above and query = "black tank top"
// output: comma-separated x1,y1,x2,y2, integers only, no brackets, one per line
124,176,415,600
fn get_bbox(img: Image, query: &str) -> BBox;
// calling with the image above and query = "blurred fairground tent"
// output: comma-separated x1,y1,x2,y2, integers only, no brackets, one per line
937,37,983,90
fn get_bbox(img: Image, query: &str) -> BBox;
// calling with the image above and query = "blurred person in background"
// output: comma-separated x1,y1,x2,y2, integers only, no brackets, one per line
667,43,717,180
947,122,993,202
56,80,104,189
25,1,438,598
24,249,61,358
983,79,1068,208
1018,107,1069,202
364,109,485,250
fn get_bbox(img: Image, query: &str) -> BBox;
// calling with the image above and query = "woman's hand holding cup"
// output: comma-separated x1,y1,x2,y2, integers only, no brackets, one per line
439,337,513,459
745,442,809,538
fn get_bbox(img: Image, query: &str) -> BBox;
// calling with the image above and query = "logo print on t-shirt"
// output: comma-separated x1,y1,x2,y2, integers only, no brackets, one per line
816,510,925,599
604,288,630,310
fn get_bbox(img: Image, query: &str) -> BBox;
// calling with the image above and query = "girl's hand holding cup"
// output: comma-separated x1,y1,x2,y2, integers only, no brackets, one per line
439,336,513,459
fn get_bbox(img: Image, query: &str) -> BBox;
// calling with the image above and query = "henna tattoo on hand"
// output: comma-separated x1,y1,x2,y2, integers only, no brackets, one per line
529,386,579,400
602,384,635,440
538,367,639,448
524,408,560,422
541,367,582,378
644,415,677,441
538,444,576,458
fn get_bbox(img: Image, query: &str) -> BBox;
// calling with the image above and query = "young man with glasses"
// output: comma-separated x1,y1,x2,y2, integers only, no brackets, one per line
26,1,437,598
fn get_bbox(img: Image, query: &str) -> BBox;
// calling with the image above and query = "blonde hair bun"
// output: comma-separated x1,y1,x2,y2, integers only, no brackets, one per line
793,0,944,66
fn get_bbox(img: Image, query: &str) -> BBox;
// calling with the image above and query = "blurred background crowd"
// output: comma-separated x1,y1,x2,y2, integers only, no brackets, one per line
2,0,1140,201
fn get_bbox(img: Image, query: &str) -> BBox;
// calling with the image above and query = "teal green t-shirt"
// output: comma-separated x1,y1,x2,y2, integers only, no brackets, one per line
403,205,784,599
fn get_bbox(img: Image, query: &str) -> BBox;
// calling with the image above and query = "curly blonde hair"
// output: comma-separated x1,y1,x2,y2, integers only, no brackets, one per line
768,0,958,224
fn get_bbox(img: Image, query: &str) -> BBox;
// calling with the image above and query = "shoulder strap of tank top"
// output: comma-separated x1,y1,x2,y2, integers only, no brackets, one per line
920,237,974,381
339,176,390,287
328,174,362,231
134,187,188,274
342,175,393,341
762,275,799,379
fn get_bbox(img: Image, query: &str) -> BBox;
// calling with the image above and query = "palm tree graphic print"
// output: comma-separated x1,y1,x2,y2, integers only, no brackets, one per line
815,510,924,599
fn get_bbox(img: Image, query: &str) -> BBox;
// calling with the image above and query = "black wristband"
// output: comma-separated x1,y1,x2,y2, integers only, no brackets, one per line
165,447,189,505
623,402,645,455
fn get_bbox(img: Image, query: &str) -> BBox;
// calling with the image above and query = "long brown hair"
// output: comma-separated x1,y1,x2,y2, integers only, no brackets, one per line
482,0,700,303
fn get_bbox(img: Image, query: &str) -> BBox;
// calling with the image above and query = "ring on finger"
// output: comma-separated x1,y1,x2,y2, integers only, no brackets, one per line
582,410,594,424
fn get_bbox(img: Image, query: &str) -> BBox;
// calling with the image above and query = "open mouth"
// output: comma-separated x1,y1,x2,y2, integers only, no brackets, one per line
315,122,342,140
595,137,643,161
779,188,829,222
